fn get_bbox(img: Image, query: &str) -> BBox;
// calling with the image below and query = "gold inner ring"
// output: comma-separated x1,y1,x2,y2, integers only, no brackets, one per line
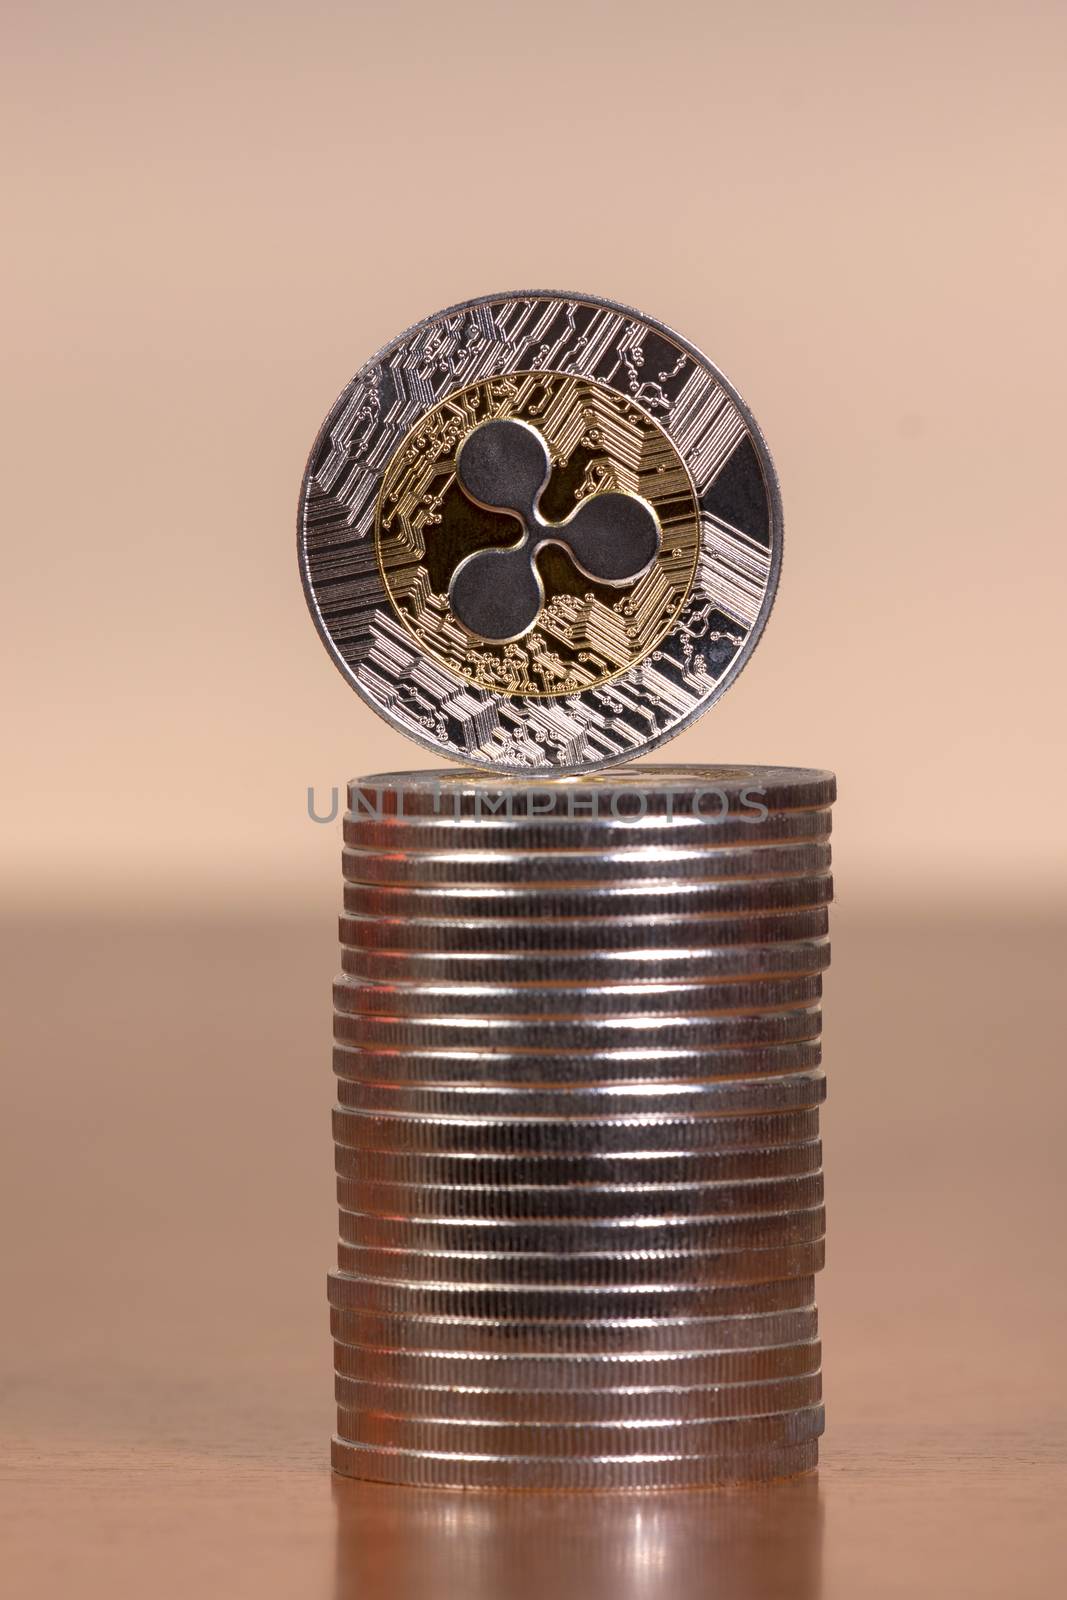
373,371,701,698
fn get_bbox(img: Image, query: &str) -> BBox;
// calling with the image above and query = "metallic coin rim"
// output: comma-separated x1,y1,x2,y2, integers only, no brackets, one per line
332,1041,823,1085
328,1303,819,1353
330,1338,823,1386
336,1172,824,1220
334,1070,826,1110
333,1011,822,1054
337,938,831,985
328,1269,816,1315
340,841,832,887
335,1239,825,1286
337,1205,827,1255
334,1371,822,1422
343,809,833,853
332,973,823,1019
335,1139,823,1185
334,1073,826,1120
340,906,830,952
348,764,836,810
330,1434,820,1488
332,1106,822,1155
343,876,834,920
336,1403,825,1455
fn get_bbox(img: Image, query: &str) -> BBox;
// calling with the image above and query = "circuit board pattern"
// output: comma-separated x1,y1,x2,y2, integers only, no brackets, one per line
374,373,700,696
299,293,780,772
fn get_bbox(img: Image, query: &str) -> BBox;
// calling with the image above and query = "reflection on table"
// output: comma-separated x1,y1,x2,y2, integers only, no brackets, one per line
334,1470,823,1600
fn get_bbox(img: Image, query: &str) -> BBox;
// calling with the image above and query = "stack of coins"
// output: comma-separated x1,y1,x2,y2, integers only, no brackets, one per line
328,765,834,1489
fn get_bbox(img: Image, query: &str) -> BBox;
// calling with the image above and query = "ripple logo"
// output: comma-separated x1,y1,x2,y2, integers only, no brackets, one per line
448,418,661,643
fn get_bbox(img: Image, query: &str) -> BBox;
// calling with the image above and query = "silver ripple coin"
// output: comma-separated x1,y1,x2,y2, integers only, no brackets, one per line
327,1303,820,1356
329,1435,820,1490
329,1340,823,1387
298,292,782,772
333,1371,823,1423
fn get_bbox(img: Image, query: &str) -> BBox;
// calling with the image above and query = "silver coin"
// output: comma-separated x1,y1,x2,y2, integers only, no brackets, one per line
337,938,831,985
331,1338,822,1387
332,973,823,1019
333,1009,822,1054
298,292,785,775
336,1172,824,1221
343,875,832,921
338,905,830,951
332,1106,821,1155
337,1205,826,1256
328,1303,819,1355
334,1370,821,1423
334,1072,826,1120
335,1138,823,1187
327,1269,814,1318
348,767,836,815
335,1240,825,1286
344,806,833,853
331,1434,819,1489
336,1404,825,1458
341,841,832,887
332,1040,823,1086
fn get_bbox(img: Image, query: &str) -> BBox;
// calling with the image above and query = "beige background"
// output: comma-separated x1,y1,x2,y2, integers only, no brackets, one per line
3,0,1065,910
3,5,1066,1598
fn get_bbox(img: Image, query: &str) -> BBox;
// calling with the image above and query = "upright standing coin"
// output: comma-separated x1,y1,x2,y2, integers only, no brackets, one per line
298,292,782,772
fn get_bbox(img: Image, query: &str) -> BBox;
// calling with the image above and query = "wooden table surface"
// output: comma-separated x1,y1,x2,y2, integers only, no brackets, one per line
2,908,1064,1598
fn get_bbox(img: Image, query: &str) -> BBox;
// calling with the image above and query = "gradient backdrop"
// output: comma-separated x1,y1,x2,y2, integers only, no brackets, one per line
4,0,1065,910
3,4,1065,1597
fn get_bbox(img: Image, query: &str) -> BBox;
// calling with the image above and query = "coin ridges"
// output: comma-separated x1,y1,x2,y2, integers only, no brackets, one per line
327,1270,817,1321
325,764,834,1486
332,1040,824,1085
344,806,833,852
334,1073,826,1119
336,1404,826,1457
335,1138,824,1187
328,1303,820,1354
348,766,835,811
330,1339,823,1386
342,875,834,921
332,973,824,1018
334,1371,823,1422
341,840,832,887
332,1106,822,1155
336,1206,827,1257
335,1239,826,1287
336,1171,825,1220
330,1436,820,1489
338,937,832,984
339,905,830,951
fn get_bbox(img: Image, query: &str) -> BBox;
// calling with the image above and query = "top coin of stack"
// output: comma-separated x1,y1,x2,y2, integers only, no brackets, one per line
330,765,834,1490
